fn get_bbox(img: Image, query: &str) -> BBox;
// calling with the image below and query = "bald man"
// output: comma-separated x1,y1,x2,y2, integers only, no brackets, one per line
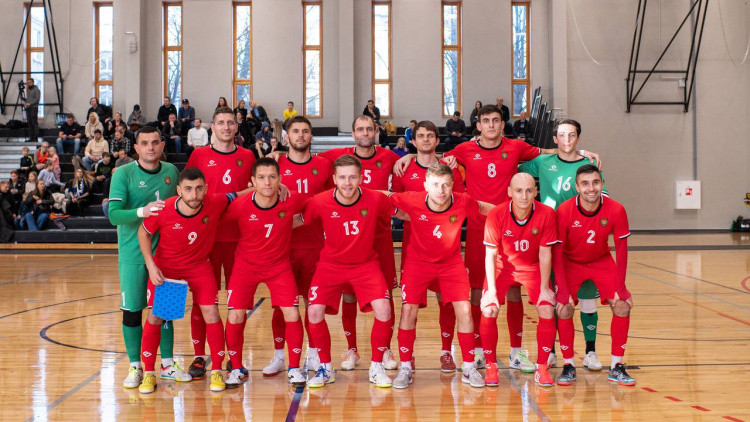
479,173,560,388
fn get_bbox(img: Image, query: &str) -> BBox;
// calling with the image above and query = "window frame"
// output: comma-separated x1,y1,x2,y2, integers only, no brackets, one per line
94,2,114,106
233,1,252,108
163,1,183,104
511,2,531,118
371,1,392,118
24,2,45,117
302,1,323,118
441,1,462,118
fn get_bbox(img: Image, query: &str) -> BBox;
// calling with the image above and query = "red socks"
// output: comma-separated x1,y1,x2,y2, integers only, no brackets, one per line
190,305,207,356
536,317,556,365
205,321,225,370
304,311,315,349
341,301,358,352
370,318,393,362
479,316,499,364
308,319,332,364
611,315,630,358
141,321,161,372
457,331,476,363
558,317,576,359
386,296,396,348
397,328,416,363
438,300,456,351
272,307,286,351
286,319,304,368
506,300,524,348
470,304,482,349
225,321,246,370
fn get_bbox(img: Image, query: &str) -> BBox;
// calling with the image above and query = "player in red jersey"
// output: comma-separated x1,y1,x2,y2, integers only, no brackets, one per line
480,173,559,388
183,106,256,379
391,120,465,371
266,116,334,375
389,163,493,389
554,165,635,386
136,168,248,393
222,158,308,388
298,155,408,389
317,116,401,371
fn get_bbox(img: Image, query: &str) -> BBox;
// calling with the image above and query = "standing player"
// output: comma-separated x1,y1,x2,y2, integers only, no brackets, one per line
390,163,493,389
265,116,334,375
108,126,182,388
519,119,607,371
223,158,308,388
317,116,401,370
480,173,559,388
554,165,635,386
136,168,247,393
298,155,405,388
183,106,256,379
391,120,465,371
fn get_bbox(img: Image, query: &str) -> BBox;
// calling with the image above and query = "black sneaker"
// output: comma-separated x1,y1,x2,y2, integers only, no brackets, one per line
608,363,636,386
188,357,207,380
556,363,577,386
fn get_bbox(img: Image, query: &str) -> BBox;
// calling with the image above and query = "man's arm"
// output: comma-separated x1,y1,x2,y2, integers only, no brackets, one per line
478,201,494,216
537,246,556,305
481,247,500,310
138,225,165,286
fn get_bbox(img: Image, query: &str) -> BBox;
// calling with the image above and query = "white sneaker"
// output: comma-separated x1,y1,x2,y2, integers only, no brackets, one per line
340,349,361,371
382,349,398,370
225,368,246,389
123,366,143,389
305,349,321,372
287,367,306,385
509,351,535,373
263,355,286,377
369,363,392,388
307,366,335,388
547,352,558,368
461,365,485,388
583,351,603,371
392,366,413,389
160,362,192,382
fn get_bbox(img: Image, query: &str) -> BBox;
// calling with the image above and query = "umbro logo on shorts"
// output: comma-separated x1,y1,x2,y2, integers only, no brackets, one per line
143,351,152,357
399,347,409,353
573,221,582,228
207,160,217,167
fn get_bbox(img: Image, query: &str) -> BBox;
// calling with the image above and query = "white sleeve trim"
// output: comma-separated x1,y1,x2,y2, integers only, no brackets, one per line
546,240,561,245
483,241,497,248
141,222,154,235
109,198,122,202
618,233,631,239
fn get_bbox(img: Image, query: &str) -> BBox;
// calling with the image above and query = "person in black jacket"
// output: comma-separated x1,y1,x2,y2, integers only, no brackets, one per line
9,171,24,211
248,100,269,135
161,113,182,153
445,111,468,147
0,181,16,242
156,97,177,130
513,111,533,140
22,180,53,231
17,147,34,180
87,97,113,134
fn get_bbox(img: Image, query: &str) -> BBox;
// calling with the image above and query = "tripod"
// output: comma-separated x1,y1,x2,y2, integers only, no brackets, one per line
7,88,30,142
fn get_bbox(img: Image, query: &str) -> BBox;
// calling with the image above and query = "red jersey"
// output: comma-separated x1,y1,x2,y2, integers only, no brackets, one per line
390,191,479,263
483,200,558,280
224,193,307,268
185,145,256,242
319,146,400,190
142,193,231,268
278,154,334,250
301,188,395,266
555,195,630,264
444,138,540,229
391,158,466,193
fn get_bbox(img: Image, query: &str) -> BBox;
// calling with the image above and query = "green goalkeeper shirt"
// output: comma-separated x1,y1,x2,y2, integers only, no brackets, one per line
519,154,608,210
108,161,179,264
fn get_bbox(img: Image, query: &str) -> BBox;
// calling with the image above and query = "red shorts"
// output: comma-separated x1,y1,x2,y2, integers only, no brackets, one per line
562,256,631,305
310,260,390,315
484,268,543,306
290,247,320,298
227,261,299,309
465,229,486,289
147,261,218,307
375,234,398,289
401,256,470,308
210,241,237,290
400,222,412,272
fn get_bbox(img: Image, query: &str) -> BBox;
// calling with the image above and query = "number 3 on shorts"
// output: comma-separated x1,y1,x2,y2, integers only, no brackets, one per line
309,286,318,301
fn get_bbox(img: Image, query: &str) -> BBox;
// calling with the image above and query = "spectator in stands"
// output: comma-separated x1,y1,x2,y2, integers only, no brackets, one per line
185,118,208,158
106,111,128,137
513,111,532,140
38,161,65,193
110,127,131,157
470,101,482,127
393,137,409,157
93,152,114,195
18,147,34,180
85,112,104,145
0,181,15,242
363,100,381,125
269,136,287,154
157,96,177,130
56,114,83,154
234,100,248,121
405,120,417,143
236,111,252,145
24,172,37,200
127,104,143,132
256,122,273,144
114,149,134,167
87,97,112,129
248,100,269,126
83,129,109,171
283,101,298,121
47,147,61,181
216,97,229,110
162,113,182,153
34,142,50,171
496,96,510,123
9,171,24,210
252,139,268,159
178,99,196,130
23,179,53,230
23,78,40,143
445,111,468,147
65,168,92,217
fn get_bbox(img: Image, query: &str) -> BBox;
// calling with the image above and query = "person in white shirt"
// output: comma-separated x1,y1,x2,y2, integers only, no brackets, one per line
186,118,209,158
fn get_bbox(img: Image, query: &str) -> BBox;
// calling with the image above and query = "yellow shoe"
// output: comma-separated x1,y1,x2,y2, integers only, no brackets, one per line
210,371,226,392
139,372,157,394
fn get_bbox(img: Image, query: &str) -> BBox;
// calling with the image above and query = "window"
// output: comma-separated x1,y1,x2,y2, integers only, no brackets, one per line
303,2,322,117
163,2,182,104
95,3,114,106
372,2,391,117
442,2,461,117
511,2,530,117
25,3,45,117
233,2,252,107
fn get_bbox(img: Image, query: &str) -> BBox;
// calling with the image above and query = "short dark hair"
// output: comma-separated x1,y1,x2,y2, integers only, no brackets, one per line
178,167,205,184
287,101,294,106
66,114,73,120
410,120,417,125
102,152,111,159
351,115,376,131
333,155,362,174
414,120,439,139
476,104,504,121
575,164,600,181
453,111,461,117
285,115,312,131
213,106,235,121
425,162,454,180
553,119,582,136
135,125,161,142
367,99,374,104
252,157,280,177
94,129,102,135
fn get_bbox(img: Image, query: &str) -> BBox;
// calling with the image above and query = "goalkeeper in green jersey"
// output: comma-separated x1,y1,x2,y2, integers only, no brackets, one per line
108,126,187,388
518,119,607,371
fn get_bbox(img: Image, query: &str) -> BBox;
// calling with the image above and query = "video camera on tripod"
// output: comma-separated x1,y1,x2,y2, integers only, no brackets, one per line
17,80,25,94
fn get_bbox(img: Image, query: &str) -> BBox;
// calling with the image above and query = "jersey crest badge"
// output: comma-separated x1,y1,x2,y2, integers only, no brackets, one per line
202,216,210,224
236,159,244,167
312,168,319,175
376,160,383,168
600,218,609,227
164,176,171,185
450,215,458,223
501,151,509,160
278,211,287,219
360,209,369,217
531,227,539,235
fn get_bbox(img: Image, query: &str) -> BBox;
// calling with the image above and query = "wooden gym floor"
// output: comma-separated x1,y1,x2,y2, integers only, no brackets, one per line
1,233,749,421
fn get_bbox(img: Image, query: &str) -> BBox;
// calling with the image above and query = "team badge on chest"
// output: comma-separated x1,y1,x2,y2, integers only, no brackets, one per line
360,209,369,217
600,218,609,227
531,227,539,235
449,215,458,223
164,176,172,185
501,151,509,160
376,160,383,168
202,216,210,224
312,168,319,175
278,211,287,219
236,159,244,167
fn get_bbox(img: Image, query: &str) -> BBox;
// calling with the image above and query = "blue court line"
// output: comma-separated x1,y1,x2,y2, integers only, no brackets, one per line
628,270,750,310
285,385,305,422
498,365,551,422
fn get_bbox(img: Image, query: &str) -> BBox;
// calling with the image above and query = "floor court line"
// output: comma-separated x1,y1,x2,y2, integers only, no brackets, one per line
0,293,119,321
635,262,750,295
0,256,108,287
628,270,750,310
